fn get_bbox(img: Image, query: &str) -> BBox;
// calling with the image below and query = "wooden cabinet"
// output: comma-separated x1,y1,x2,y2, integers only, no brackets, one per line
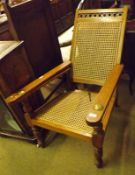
0,14,12,40
122,29,135,94
1,0,63,138
120,0,135,19
50,0,75,35
82,0,101,9
120,0,135,94
0,41,38,138
0,41,34,97
0,1,11,40
4,0,63,78
123,32,135,75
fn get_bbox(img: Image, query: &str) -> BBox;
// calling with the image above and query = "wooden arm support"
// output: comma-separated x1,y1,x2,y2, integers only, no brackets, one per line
6,61,71,104
86,64,124,125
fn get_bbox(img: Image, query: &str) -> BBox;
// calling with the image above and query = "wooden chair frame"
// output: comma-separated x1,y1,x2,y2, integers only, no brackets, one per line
6,7,127,168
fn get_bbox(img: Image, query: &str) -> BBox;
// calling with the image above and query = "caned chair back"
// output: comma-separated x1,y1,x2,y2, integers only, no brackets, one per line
71,7,127,85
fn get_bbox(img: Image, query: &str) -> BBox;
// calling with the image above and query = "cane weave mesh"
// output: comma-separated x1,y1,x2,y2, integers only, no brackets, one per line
71,10,125,85
36,90,97,136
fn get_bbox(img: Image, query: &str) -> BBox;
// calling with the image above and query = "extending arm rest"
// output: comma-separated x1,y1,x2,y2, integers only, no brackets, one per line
6,61,71,104
86,64,124,125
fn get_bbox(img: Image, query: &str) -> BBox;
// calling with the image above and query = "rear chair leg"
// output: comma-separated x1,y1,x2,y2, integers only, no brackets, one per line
115,89,119,107
32,126,44,147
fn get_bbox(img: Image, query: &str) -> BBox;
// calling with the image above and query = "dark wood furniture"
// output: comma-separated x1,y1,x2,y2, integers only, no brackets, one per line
120,0,135,19
0,14,12,40
80,0,101,9
6,7,127,168
0,1,11,40
3,0,63,78
77,0,119,9
50,0,75,35
0,41,36,139
122,22,135,94
0,94,35,140
116,0,135,94
0,41,34,97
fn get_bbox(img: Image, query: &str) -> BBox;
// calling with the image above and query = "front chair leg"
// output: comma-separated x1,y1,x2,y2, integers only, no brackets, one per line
92,124,104,168
32,126,44,147
93,145,103,168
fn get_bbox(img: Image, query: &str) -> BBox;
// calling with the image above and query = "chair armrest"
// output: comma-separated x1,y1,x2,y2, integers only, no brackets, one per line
86,64,124,125
6,61,71,104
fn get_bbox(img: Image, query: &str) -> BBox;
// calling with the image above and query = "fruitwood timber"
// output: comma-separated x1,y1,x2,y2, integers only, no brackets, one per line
86,64,124,125
6,61,71,104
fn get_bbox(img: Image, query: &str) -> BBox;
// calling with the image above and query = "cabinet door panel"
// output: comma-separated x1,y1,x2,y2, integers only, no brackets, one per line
4,0,62,77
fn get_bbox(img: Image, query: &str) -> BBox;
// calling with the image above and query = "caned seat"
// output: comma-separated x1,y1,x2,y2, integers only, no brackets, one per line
6,7,128,168
33,90,97,139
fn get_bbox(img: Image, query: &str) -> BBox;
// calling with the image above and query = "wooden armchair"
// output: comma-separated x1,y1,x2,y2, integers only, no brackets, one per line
6,7,127,168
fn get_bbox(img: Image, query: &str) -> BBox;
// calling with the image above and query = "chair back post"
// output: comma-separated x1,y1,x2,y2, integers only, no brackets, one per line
65,69,75,91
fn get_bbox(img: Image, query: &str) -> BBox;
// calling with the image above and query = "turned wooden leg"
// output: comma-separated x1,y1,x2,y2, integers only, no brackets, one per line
93,146,103,168
32,126,44,147
92,124,104,168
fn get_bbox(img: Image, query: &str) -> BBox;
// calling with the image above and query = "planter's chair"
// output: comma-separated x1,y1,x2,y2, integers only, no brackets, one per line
6,7,128,168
